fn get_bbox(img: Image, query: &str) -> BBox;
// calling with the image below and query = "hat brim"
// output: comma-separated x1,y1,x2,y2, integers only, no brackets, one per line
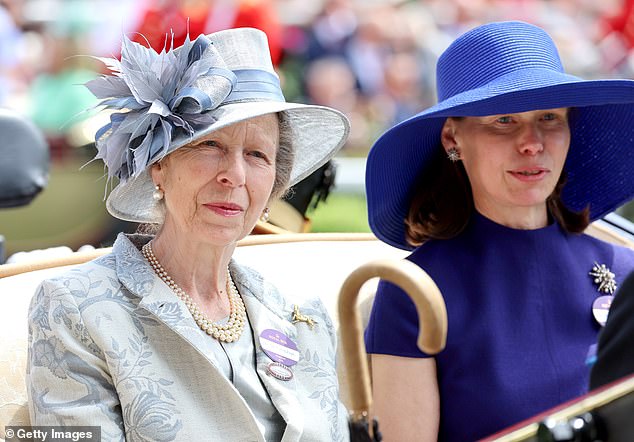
366,78,634,250
107,101,349,223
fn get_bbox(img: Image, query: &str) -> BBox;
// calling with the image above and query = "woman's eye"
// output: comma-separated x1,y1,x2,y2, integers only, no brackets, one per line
543,113,557,121
200,140,220,148
249,150,269,160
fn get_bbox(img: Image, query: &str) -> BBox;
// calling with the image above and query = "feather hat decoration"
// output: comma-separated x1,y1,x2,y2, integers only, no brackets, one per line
86,28,350,223
86,33,236,183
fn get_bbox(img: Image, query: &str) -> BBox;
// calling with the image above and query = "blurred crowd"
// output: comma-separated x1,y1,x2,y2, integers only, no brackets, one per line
1,0,633,157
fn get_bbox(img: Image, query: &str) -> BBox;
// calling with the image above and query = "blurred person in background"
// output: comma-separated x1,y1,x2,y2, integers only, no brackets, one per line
303,56,374,152
132,0,284,65
364,21,634,441
344,5,391,98
26,30,97,157
27,27,351,441
597,0,634,76
0,0,28,107
601,0,634,51
380,51,427,126
304,0,358,62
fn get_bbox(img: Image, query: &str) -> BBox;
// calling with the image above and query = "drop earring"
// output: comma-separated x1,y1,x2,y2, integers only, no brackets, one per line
152,185,164,201
447,147,460,162
260,207,270,222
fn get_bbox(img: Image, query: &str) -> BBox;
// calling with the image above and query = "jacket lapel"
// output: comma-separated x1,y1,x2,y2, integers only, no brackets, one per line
232,263,305,441
137,279,225,368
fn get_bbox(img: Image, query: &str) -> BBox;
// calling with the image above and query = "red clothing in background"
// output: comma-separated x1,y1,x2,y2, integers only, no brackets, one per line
601,0,634,48
131,0,283,65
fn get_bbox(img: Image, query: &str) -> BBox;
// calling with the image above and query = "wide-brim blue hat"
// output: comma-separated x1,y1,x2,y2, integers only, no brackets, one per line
366,20,634,250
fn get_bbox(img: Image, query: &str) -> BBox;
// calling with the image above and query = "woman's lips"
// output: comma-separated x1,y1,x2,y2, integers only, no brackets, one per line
204,202,244,217
508,168,549,182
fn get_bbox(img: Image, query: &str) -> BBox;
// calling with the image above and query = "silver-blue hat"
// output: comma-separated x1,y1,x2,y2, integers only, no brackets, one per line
87,28,350,223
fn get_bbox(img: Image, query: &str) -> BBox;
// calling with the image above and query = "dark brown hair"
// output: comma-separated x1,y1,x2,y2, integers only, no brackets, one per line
404,146,589,248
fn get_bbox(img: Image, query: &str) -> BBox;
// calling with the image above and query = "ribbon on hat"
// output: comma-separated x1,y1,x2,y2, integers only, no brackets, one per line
225,69,285,103
86,33,237,182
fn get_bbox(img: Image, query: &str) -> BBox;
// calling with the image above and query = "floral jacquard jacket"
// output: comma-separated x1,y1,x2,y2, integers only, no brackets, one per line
26,234,349,442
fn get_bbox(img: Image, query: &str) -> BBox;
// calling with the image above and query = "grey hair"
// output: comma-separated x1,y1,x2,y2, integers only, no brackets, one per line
270,111,295,200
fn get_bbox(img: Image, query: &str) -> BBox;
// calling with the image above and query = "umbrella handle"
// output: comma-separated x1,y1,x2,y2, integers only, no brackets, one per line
337,258,448,416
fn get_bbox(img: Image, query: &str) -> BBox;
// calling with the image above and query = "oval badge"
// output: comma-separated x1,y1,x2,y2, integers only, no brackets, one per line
259,329,300,366
592,295,613,327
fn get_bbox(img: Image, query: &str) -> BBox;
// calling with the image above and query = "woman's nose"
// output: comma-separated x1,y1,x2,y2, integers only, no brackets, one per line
217,154,246,187
517,124,544,155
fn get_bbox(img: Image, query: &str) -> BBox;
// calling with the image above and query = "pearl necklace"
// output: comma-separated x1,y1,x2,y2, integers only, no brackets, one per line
142,242,246,343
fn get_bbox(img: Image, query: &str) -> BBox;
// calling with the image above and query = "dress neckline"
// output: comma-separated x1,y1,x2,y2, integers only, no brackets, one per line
469,211,561,238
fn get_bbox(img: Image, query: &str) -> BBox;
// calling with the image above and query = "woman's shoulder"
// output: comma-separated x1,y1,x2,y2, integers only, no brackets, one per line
229,261,321,307
32,234,149,306
36,252,116,288
564,231,634,289
406,235,468,268
574,231,634,261
28,254,118,318
230,260,336,329
39,232,143,286
46,232,155,289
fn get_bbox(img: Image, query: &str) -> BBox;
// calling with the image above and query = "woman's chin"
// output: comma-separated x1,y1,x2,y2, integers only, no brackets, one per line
506,186,556,208
192,223,250,246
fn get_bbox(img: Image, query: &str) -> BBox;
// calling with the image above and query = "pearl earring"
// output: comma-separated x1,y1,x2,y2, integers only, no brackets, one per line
447,147,460,162
152,185,164,201
260,207,270,222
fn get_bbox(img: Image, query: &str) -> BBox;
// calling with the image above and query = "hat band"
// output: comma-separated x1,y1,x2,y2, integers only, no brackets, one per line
224,69,285,103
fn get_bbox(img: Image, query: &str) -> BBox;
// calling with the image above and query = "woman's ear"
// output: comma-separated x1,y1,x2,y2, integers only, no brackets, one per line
440,118,458,150
149,161,163,187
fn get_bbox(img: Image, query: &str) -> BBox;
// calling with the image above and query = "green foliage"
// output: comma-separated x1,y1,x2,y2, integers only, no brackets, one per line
309,192,371,233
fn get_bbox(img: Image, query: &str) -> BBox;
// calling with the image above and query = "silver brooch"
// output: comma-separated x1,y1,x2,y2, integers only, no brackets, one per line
589,262,617,294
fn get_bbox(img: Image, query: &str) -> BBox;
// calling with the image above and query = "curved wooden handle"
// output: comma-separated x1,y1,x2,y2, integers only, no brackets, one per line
337,259,448,415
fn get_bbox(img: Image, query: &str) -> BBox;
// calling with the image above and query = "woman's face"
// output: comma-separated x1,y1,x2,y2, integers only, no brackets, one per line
151,114,279,246
442,108,570,221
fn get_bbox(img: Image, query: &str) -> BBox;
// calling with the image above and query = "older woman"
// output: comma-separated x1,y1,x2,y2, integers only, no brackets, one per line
363,21,634,441
26,28,350,441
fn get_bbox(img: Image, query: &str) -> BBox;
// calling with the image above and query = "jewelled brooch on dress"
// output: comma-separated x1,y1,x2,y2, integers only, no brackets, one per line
589,262,617,294
589,262,617,327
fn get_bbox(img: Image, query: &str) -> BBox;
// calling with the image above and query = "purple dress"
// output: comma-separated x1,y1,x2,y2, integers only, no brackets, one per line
365,213,634,441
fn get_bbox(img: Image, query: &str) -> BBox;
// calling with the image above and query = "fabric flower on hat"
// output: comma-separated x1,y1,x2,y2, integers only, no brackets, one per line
85,33,237,182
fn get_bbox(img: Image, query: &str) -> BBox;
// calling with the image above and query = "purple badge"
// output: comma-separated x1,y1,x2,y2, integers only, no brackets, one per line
259,329,299,366
592,295,613,327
